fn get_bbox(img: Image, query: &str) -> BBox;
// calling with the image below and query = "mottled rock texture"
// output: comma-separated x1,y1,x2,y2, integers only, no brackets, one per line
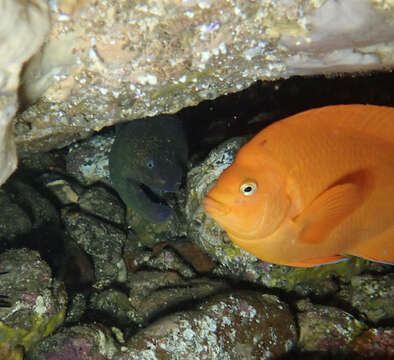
14,0,394,153
125,292,297,359
61,208,127,289
296,299,366,354
0,249,67,360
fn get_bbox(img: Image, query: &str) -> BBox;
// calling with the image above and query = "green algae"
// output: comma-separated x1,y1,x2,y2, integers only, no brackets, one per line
0,303,65,358
268,257,369,292
0,309,65,349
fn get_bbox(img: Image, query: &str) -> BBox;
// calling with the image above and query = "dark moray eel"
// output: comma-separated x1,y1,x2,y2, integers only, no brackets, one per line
109,114,188,222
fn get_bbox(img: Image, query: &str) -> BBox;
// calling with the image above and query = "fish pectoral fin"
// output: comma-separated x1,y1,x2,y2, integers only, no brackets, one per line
295,182,362,244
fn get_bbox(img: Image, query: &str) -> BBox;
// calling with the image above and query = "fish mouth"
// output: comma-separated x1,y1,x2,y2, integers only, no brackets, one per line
140,183,169,207
204,195,264,241
203,196,230,217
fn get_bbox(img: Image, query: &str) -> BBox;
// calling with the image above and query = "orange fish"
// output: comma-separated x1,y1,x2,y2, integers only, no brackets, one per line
204,105,394,267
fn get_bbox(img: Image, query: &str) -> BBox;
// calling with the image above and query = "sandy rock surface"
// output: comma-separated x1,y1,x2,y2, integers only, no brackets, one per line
14,0,394,153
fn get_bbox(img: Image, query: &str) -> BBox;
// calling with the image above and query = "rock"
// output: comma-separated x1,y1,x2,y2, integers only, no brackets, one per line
61,208,127,289
0,190,32,241
65,132,113,186
40,174,81,206
124,238,196,278
89,289,140,328
18,151,66,175
57,240,95,291
338,273,394,324
26,324,122,360
78,185,125,225
281,0,394,76
124,236,213,278
152,241,214,274
0,101,17,187
0,0,50,185
125,201,188,248
0,249,67,360
185,137,249,264
296,299,366,355
124,291,297,359
3,179,59,229
125,270,228,325
350,328,394,359
15,0,394,153
65,293,87,324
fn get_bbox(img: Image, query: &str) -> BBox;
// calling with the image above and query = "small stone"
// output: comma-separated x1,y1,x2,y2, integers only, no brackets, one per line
66,133,114,186
338,273,394,323
41,174,81,205
296,299,366,354
78,185,125,225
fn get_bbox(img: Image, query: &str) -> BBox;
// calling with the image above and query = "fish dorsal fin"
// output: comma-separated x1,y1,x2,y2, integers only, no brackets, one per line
294,170,370,245
293,105,394,144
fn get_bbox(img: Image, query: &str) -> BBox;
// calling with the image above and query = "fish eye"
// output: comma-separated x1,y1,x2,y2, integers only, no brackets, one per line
240,182,257,196
146,159,155,169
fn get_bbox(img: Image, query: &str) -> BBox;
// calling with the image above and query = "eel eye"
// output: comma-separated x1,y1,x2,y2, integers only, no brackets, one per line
240,182,257,196
146,159,154,169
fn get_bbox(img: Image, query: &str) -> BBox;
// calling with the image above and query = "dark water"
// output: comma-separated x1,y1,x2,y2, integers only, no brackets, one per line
180,71,394,157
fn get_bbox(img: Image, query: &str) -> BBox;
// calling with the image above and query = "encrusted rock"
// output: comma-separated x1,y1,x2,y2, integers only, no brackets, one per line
78,185,125,225
125,270,228,325
65,132,113,186
0,249,67,360
65,293,87,324
15,0,394,153
26,324,122,360
61,208,127,289
125,201,188,248
125,291,297,359
338,273,394,323
350,328,394,359
89,289,140,327
296,299,366,355
185,137,249,263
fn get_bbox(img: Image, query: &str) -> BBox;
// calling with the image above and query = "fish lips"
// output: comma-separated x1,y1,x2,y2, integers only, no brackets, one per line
140,183,168,204
203,196,230,218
